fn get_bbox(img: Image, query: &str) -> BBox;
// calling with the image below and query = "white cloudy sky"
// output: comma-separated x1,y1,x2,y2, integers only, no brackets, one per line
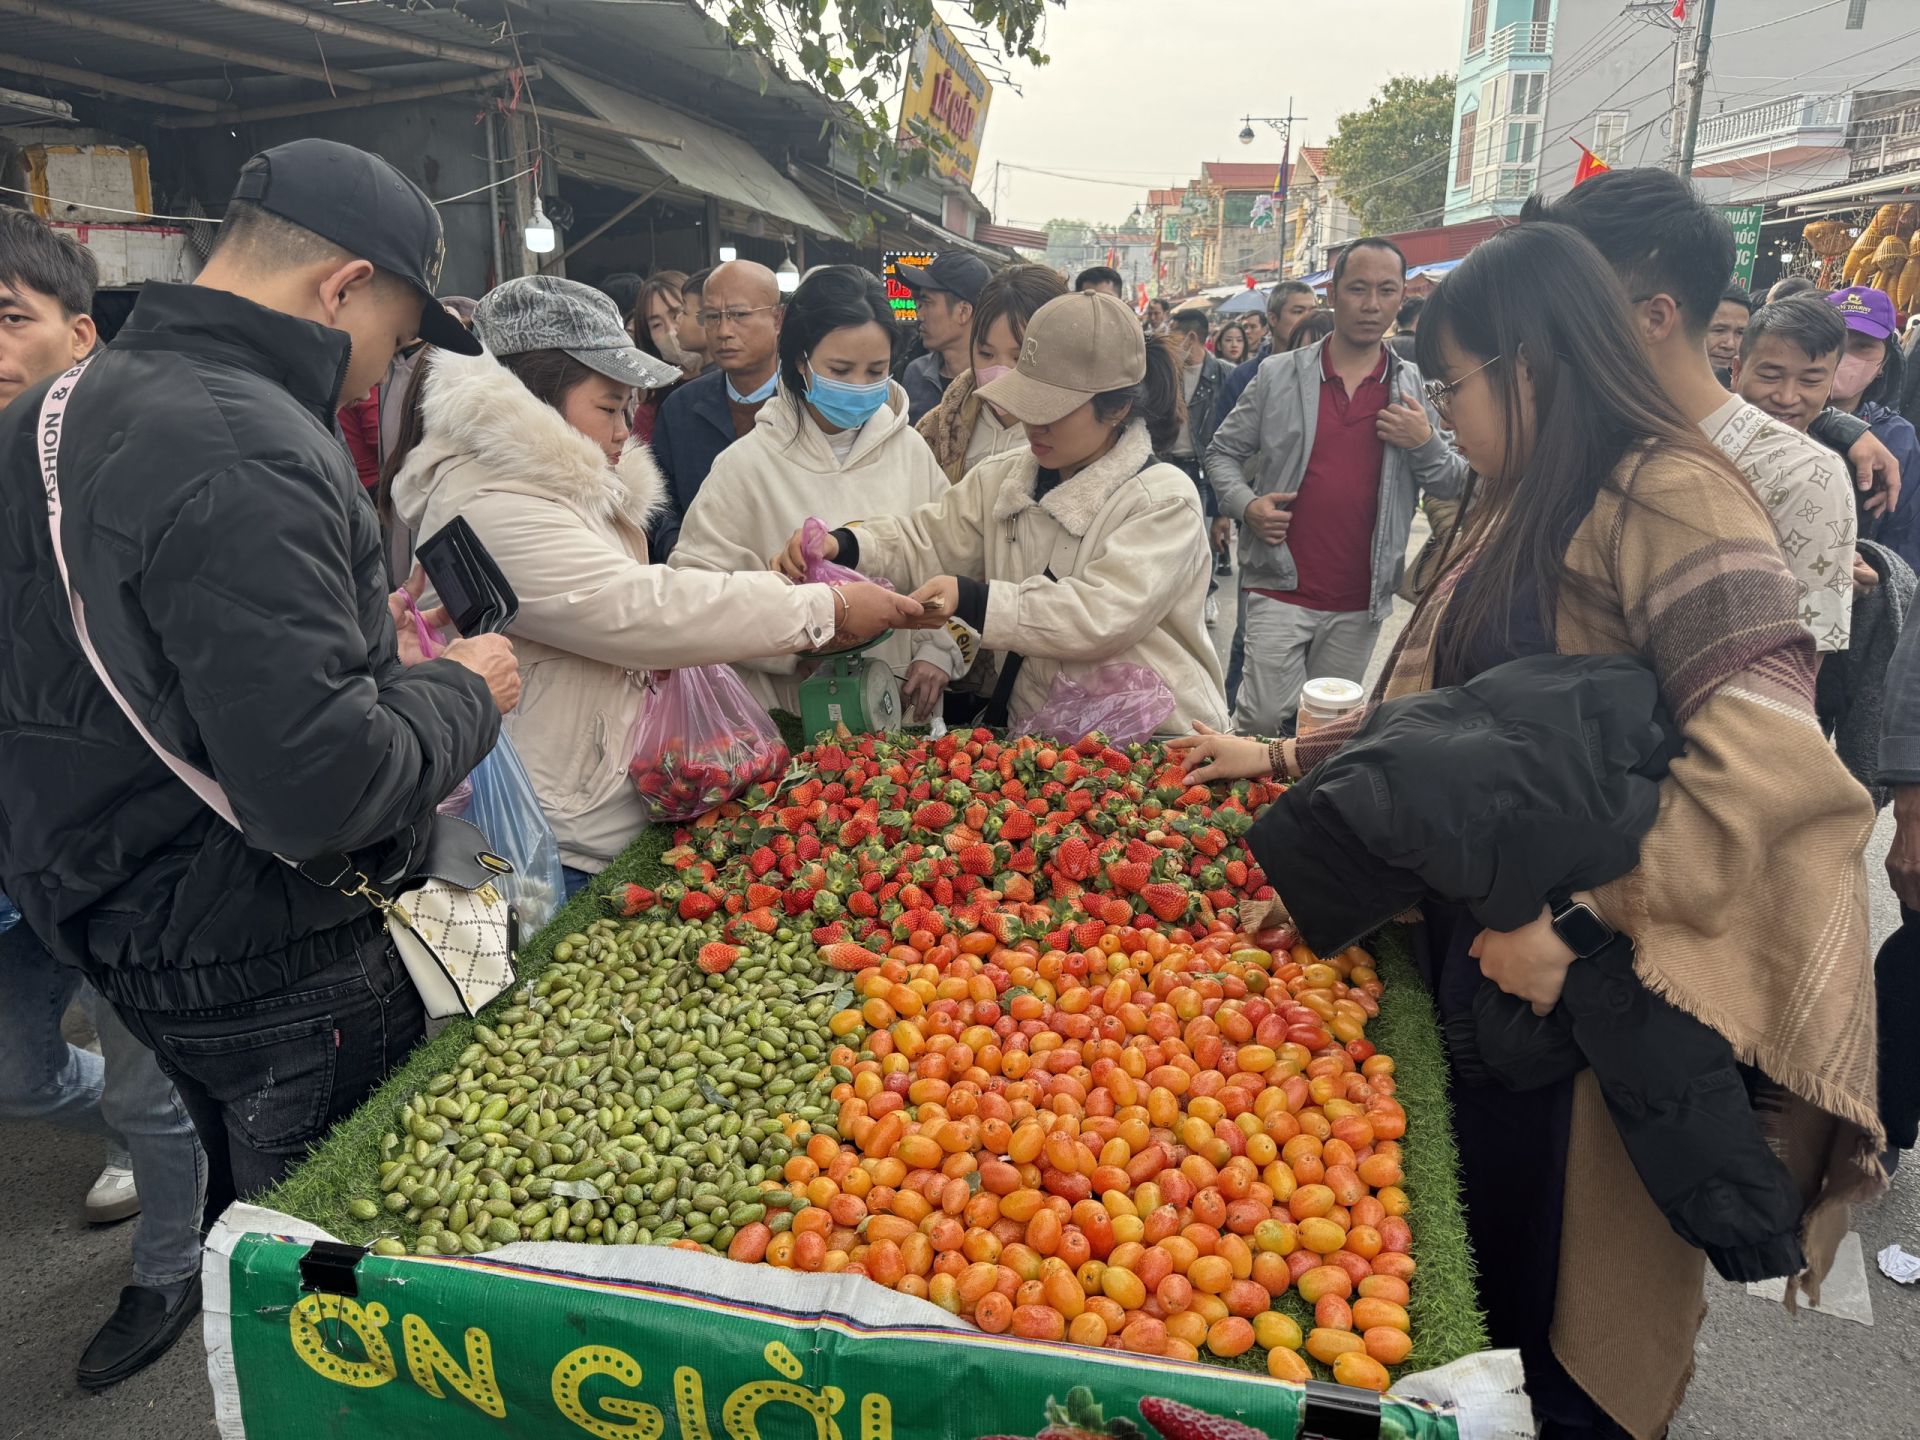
960,0,1466,228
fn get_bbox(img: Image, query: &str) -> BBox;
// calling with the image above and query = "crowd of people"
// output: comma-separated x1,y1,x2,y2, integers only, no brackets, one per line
0,136,1913,1439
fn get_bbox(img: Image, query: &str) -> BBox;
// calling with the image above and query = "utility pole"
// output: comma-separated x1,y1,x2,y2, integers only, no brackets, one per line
1238,100,1301,281
1672,0,1718,175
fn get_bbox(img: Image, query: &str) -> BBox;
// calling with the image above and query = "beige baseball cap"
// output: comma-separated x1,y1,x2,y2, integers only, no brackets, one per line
977,291,1147,425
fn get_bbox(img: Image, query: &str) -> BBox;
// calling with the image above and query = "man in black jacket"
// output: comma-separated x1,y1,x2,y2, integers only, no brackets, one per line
0,142,516,1239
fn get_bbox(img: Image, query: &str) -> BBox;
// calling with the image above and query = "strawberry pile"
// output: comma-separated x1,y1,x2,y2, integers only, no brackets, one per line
616,729,1285,947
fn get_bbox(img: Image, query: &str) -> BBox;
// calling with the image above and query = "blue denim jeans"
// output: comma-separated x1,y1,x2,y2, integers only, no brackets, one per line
0,920,206,1287
563,865,594,900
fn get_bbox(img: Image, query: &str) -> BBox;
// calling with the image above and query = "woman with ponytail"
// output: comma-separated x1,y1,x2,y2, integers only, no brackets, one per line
776,290,1229,733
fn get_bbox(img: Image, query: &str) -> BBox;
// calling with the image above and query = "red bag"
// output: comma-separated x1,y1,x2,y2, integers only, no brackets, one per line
627,665,790,821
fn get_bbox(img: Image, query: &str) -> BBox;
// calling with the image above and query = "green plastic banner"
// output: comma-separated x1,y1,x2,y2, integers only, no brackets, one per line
208,1208,1504,1440
1723,205,1764,290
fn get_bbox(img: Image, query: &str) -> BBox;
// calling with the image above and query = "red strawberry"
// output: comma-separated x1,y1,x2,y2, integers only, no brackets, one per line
749,846,777,877
911,801,955,831
847,889,879,918
1141,882,1190,922
1136,1397,1270,1440
746,882,782,910
741,907,779,934
1008,845,1038,874
782,885,817,916
608,883,656,917
1100,897,1133,927
678,891,718,921
696,942,739,975
1055,836,1095,882
810,921,848,946
1125,837,1159,866
958,843,997,876
820,942,885,972
998,808,1035,841
1104,860,1150,895
796,834,823,861
1072,918,1108,951
1225,857,1250,888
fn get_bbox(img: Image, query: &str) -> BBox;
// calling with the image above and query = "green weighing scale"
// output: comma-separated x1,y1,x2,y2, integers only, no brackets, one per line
799,632,902,736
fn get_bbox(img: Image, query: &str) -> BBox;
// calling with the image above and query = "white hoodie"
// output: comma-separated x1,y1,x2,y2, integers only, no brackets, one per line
389,349,842,871
670,382,968,714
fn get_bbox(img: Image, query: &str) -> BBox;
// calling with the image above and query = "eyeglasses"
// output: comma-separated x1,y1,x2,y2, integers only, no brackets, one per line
698,305,777,328
1423,355,1501,418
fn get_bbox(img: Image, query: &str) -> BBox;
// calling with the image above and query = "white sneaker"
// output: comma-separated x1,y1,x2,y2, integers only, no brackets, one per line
86,1164,140,1224
1205,594,1221,626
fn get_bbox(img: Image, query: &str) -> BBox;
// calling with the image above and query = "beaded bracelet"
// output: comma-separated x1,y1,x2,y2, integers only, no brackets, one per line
1267,737,1285,779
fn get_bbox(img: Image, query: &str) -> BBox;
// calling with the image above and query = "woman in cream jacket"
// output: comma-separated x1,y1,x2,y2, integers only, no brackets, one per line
672,266,968,721
388,276,916,883
780,291,1230,735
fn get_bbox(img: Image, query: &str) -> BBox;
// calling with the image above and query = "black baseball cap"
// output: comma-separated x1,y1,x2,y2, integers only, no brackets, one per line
896,252,991,306
231,138,483,356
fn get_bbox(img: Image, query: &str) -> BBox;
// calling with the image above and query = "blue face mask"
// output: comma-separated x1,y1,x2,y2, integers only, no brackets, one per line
804,365,890,431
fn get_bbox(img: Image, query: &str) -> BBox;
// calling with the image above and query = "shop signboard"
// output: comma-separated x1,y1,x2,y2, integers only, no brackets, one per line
882,250,937,322
1722,205,1764,289
897,15,993,185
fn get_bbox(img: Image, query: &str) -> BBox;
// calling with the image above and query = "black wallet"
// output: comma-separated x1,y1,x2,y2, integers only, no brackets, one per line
416,517,518,636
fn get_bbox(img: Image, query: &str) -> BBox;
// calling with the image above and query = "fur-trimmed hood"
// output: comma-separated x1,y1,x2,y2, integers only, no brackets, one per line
990,418,1158,536
389,346,664,536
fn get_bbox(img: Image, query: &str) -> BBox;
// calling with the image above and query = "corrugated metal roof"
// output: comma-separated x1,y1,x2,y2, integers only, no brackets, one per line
544,62,843,241
0,0,509,84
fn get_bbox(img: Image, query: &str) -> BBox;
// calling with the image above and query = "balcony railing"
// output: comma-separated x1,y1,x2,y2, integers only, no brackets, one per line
1851,97,1920,174
1696,92,1851,155
1469,163,1537,203
1487,21,1550,63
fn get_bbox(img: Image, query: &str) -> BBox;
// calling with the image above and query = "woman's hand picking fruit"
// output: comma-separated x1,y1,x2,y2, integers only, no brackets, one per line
773,525,830,581
1167,722,1273,783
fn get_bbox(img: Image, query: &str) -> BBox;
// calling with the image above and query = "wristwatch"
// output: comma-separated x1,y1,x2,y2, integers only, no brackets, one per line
1549,892,1614,958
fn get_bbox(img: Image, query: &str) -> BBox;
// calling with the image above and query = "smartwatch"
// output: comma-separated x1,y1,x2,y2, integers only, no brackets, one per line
1549,892,1614,959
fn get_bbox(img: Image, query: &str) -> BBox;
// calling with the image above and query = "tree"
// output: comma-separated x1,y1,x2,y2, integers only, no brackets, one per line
703,0,1055,185
1325,73,1456,235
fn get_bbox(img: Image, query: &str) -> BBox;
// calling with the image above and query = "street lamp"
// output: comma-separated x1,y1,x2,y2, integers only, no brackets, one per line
1236,108,1301,281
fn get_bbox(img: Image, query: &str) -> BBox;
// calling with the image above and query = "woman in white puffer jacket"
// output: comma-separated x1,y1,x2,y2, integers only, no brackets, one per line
387,276,916,892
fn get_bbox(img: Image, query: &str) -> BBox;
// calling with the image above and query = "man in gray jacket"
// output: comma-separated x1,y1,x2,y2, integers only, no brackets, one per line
1207,237,1467,732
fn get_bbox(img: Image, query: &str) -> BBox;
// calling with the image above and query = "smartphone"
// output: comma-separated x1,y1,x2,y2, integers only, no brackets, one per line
416,517,518,637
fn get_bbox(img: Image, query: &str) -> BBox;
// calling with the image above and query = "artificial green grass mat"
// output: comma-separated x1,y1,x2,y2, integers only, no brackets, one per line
1368,926,1487,1371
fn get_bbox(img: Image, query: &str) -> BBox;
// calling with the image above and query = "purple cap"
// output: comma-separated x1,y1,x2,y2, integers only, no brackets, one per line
1827,285,1897,341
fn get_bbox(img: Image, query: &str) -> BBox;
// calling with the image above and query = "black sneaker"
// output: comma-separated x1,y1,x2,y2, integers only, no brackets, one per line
77,1277,202,1391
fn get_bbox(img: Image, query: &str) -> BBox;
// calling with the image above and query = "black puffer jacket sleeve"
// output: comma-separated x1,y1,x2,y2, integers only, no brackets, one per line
143,458,499,860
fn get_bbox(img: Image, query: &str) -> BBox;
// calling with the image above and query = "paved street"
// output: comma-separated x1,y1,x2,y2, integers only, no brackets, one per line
7,557,1915,1437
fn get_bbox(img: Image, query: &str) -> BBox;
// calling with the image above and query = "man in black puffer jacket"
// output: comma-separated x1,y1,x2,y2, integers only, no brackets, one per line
0,142,515,1222
1248,652,1808,1282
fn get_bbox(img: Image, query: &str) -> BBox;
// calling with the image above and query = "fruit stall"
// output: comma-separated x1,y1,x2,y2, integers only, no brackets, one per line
208,722,1529,1440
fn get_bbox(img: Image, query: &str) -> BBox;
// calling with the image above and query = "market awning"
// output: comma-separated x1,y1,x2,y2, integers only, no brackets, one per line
1778,165,1920,210
789,162,1013,264
543,63,843,241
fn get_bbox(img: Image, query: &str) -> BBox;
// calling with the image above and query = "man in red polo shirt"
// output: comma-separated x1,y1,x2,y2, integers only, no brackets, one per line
1207,238,1468,732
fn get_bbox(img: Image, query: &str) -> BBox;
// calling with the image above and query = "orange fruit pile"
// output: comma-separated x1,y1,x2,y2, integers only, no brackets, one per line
728,915,1413,1390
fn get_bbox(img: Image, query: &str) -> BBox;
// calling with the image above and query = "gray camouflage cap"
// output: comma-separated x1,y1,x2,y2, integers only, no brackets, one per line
473,274,681,390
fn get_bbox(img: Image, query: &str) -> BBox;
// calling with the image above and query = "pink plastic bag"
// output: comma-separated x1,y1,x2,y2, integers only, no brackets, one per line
627,665,791,822
801,517,893,590
398,590,475,816
1011,663,1176,747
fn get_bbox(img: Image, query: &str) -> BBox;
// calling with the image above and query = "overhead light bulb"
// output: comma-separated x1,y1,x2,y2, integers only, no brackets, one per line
1238,124,1256,146
719,245,738,263
777,255,800,293
524,199,555,255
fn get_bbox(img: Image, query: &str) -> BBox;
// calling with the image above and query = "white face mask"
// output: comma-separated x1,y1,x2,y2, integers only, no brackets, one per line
1830,351,1882,403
